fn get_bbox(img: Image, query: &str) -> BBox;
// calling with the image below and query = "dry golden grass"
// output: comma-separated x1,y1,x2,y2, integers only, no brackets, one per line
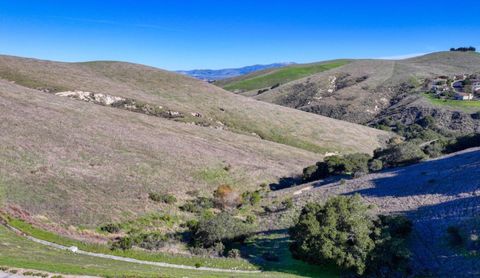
0,55,390,226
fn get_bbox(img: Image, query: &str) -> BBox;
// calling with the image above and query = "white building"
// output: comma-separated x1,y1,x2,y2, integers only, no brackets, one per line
455,92,474,100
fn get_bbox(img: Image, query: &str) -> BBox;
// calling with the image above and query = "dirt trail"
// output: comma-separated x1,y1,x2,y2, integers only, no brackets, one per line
4,224,261,274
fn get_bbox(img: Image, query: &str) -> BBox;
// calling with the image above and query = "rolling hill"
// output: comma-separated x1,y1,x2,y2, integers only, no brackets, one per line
215,60,350,93
0,55,389,227
177,62,293,81
229,52,480,134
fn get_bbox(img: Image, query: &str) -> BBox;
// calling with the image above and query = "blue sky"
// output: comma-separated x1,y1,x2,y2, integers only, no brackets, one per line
0,0,479,70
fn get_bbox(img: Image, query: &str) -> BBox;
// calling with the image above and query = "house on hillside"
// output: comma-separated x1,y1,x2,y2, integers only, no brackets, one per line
455,92,474,100
472,80,480,93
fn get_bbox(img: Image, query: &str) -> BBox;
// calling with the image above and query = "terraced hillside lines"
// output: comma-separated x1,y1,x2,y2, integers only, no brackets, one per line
217,60,350,92
0,80,323,226
0,55,389,155
266,148,480,276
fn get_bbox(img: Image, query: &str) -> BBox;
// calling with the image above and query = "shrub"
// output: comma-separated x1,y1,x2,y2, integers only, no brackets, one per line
111,236,135,250
423,141,445,158
282,198,294,210
190,212,252,248
242,190,262,206
445,133,480,153
302,162,329,182
148,192,177,204
289,195,376,275
136,232,169,250
374,142,426,167
180,197,214,213
302,153,372,181
417,116,435,129
227,248,241,258
99,223,121,233
366,215,413,276
368,159,383,172
245,215,256,224
212,242,225,256
213,185,242,209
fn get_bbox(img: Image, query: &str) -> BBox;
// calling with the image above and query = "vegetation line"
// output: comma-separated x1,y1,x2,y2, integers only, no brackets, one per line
2,223,261,274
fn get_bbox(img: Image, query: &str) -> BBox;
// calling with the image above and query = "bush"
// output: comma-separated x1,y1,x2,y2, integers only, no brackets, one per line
368,159,383,172
302,153,372,182
289,195,376,275
445,133,480,153
148,192,177,204
190,212,252,248
302,162,329,182
245,215,256,224
366,215,413,277
423,140,445,158
213,185,242,209
227,248,241,258
374,142,426,167
242,190,262,206
111,236,135,250
282,198,294,210
99,223,121,233
180,197,214,213
136,232,169,250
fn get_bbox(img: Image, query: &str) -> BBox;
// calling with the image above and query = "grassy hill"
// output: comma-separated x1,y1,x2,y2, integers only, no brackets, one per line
238,52,480,133
216,60,350,93
0,55,389,227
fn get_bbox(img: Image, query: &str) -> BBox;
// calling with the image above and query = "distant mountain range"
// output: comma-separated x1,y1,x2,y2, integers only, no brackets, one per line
177,62,294,81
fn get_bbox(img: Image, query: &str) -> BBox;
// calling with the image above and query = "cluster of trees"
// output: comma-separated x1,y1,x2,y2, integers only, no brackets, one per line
289,195,412,276
303,153,379,182
450,46,476,52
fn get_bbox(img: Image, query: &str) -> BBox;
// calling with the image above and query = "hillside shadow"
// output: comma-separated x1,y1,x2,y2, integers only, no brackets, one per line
400,196,480,276
269,176,303,191
348,149,480,199
240,229,339,277
270,174,348,191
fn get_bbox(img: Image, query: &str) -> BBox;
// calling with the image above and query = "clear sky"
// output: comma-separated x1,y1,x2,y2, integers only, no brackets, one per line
0,0,479,70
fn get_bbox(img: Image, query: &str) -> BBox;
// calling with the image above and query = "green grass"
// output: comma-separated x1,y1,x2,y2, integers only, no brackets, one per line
423,93,480,113
6,218,257,271
242,232,339,278
223,61,349,92
195,165,235,186
0,225,309,277
3,218,340,277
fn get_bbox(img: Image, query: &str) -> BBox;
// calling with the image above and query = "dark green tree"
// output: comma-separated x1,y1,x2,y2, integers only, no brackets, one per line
289,195,376,275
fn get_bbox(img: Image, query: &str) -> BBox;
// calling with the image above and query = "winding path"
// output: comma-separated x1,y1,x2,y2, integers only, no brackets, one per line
4,224,261,274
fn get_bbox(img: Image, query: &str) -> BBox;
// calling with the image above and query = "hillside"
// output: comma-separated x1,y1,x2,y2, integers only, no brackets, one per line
240,52,480,134
177,62,292,81
215,60,350,93
0,55,389,227
0,55,388,155
265,147,480,276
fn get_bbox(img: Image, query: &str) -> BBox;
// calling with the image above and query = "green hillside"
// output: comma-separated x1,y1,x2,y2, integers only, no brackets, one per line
218,60,350,92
